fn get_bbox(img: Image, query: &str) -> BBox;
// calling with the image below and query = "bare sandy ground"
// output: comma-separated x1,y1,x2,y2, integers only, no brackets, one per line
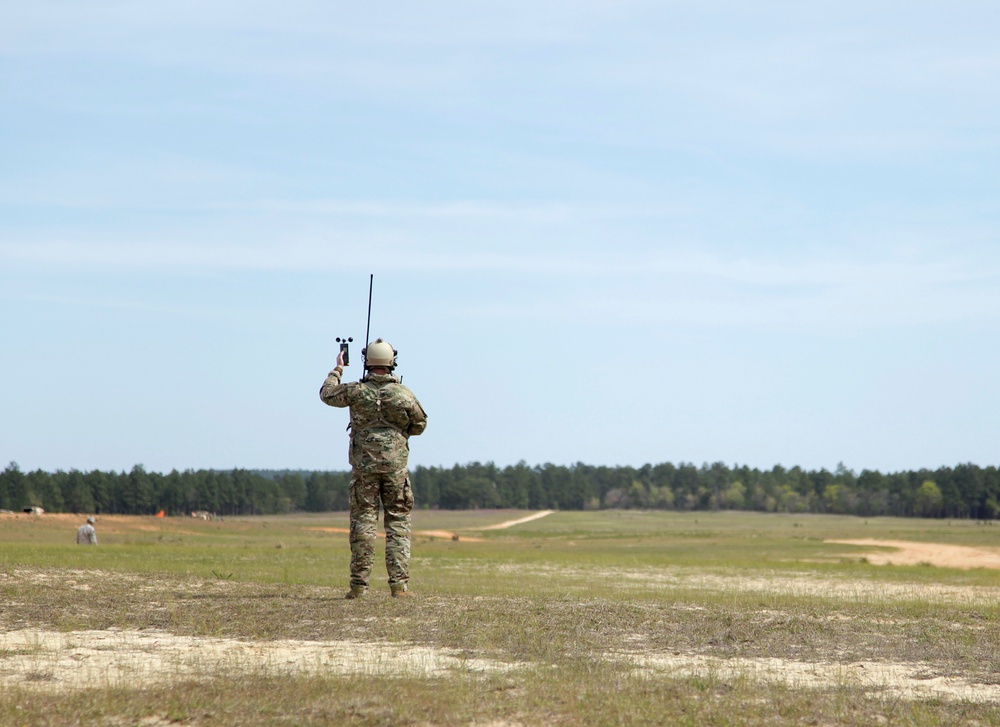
622,651,1000,703
4,628,999,703
0,629,519,691
827,539,1000,570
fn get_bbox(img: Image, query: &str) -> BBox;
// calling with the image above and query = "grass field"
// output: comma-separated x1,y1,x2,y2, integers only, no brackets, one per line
2,509,1000,725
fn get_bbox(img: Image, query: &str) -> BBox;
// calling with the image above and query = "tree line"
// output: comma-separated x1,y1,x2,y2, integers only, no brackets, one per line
3,460,999,519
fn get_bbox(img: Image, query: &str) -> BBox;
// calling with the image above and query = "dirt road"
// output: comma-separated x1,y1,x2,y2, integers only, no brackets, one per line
477,510,555,530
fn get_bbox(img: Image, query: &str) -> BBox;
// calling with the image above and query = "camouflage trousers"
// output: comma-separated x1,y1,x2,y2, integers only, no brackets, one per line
349,469,414,590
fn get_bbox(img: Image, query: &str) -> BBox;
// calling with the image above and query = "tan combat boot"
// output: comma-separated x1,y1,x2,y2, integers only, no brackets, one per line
344,586,367,600
390,586,412,598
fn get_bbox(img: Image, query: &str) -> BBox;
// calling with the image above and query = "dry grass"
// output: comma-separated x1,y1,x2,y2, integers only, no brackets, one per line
2,510,1000,725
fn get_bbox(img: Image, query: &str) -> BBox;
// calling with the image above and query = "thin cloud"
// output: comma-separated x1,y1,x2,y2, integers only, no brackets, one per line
3,237,997,283
7,237,995,329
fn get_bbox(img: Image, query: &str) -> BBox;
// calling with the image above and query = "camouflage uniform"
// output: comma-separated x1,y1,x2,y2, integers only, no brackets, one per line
76,522,97,545
320,367,427,593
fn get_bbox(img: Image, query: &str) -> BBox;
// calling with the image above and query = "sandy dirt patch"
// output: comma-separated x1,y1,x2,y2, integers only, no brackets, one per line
477,510,555,531
0,629,520,691
417,529,483,541
5,626,997,703
827,539,1000,570
624,651,1000,703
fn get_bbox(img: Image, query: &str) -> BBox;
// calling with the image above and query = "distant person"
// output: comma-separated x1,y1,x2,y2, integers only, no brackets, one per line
76,516,97,545
320,338,427,599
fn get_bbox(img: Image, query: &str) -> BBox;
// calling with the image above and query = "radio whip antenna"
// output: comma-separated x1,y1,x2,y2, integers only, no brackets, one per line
362,274,373,381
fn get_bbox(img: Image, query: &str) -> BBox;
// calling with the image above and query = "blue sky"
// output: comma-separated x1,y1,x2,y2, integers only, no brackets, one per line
2,1,998,475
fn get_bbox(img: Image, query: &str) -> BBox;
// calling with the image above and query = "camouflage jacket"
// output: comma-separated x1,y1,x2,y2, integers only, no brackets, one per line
320,369,428,475
76,524,97,545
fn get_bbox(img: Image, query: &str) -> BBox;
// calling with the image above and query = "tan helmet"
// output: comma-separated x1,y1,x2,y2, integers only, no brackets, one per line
363,338,397,369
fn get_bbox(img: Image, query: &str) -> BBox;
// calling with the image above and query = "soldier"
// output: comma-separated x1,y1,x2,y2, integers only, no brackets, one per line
76,516,98,545
320,338,427,599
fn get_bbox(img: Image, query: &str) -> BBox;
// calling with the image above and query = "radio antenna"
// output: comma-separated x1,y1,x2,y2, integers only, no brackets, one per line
362,274,373,380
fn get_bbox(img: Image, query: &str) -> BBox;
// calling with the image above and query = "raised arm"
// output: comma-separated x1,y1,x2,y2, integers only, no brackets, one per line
320,349,352,408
